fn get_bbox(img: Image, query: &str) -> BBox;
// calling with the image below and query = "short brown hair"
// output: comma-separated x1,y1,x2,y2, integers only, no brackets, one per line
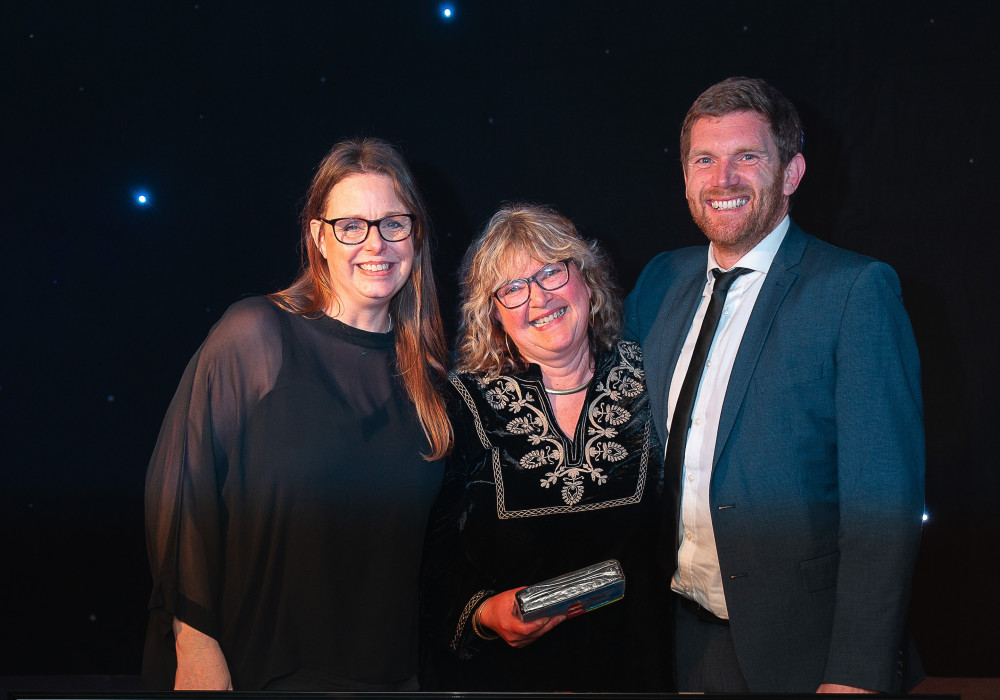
680,77,804,167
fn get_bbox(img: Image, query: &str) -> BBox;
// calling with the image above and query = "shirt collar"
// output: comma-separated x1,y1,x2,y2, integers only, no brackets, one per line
706,215,790,278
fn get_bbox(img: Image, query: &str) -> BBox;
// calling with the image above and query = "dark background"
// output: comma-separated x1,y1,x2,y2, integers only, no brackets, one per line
2,0,996,680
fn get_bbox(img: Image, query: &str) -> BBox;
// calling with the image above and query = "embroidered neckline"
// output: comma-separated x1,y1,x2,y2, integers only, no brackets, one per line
452,340,649,515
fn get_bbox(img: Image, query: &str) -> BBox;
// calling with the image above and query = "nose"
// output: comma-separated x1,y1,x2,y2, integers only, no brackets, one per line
362,223,385,252
528,279,552,306
710,160,738,188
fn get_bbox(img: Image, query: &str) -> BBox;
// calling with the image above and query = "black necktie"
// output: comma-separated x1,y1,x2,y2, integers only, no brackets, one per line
661,267,751,573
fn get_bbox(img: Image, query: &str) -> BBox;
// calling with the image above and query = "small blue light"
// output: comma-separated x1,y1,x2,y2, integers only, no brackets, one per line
442,6,453,18
922,511,929,523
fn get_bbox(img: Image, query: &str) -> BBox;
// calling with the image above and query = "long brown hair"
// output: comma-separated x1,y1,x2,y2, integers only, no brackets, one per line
269,137,452,460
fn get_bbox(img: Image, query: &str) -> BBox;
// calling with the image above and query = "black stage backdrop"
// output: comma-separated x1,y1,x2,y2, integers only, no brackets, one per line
2,0,996,679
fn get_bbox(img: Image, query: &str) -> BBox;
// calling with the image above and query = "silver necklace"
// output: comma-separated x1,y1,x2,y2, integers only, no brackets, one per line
544,376,592,395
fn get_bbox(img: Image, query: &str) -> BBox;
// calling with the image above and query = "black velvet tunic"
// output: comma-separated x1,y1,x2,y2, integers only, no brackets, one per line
144,296,443,690
421,340,671,692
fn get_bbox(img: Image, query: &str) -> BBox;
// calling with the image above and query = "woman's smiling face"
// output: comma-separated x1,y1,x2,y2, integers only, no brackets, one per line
493,255,592,368
309,173,414,325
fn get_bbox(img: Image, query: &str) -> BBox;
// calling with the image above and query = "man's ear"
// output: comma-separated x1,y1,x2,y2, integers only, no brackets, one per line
782,153,806,196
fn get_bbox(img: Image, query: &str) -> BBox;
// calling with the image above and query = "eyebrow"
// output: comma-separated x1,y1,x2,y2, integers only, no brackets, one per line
688,145,769,160
497,261,553,286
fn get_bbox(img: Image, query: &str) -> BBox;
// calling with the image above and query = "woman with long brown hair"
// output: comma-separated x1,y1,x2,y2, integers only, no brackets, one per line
144,138,450,691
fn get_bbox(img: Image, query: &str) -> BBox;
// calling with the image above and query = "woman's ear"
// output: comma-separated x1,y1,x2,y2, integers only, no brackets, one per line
309,219,326,259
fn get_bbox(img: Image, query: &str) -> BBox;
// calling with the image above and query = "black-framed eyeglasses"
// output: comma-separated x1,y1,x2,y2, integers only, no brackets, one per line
493,259,573,309
319,214,415,245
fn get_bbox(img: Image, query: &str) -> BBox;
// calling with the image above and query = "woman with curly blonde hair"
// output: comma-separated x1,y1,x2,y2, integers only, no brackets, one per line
422,203,671,692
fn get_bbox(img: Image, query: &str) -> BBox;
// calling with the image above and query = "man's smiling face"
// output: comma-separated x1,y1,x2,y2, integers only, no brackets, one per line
684,110,803,265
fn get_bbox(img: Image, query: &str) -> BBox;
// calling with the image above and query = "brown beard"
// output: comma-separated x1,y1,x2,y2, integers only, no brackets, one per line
689,172,787,258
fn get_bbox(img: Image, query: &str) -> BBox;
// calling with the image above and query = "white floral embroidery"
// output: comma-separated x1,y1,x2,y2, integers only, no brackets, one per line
506,415,541,435
522,446,560,470
561,477,584,505
484,387,509,409
593,403,630,426
474,341,644,506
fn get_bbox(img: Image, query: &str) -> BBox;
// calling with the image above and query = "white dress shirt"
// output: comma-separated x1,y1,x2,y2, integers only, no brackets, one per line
668,216,790,618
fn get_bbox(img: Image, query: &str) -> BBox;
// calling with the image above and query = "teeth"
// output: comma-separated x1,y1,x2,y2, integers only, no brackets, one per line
710,197,749,211
359,263,390,271
531,307,566,326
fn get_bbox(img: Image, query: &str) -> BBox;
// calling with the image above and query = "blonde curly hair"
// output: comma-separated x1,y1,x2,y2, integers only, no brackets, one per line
455,203,622,378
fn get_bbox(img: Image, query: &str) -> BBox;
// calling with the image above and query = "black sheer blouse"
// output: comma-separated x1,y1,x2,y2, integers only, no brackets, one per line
144,297,443,690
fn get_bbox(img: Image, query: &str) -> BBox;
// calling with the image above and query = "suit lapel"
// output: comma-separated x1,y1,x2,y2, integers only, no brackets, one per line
647,271,704,445
713,224,808,466
648,266,705,578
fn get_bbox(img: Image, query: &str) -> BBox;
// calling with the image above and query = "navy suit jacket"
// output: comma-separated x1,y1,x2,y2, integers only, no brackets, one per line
624,221,924,693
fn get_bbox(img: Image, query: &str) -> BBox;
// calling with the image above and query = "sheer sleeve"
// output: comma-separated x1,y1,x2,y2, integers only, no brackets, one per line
420,374,500,660
145,298,283,640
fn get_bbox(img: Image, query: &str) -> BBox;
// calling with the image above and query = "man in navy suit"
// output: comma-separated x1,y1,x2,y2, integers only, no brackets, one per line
625,77,924,693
